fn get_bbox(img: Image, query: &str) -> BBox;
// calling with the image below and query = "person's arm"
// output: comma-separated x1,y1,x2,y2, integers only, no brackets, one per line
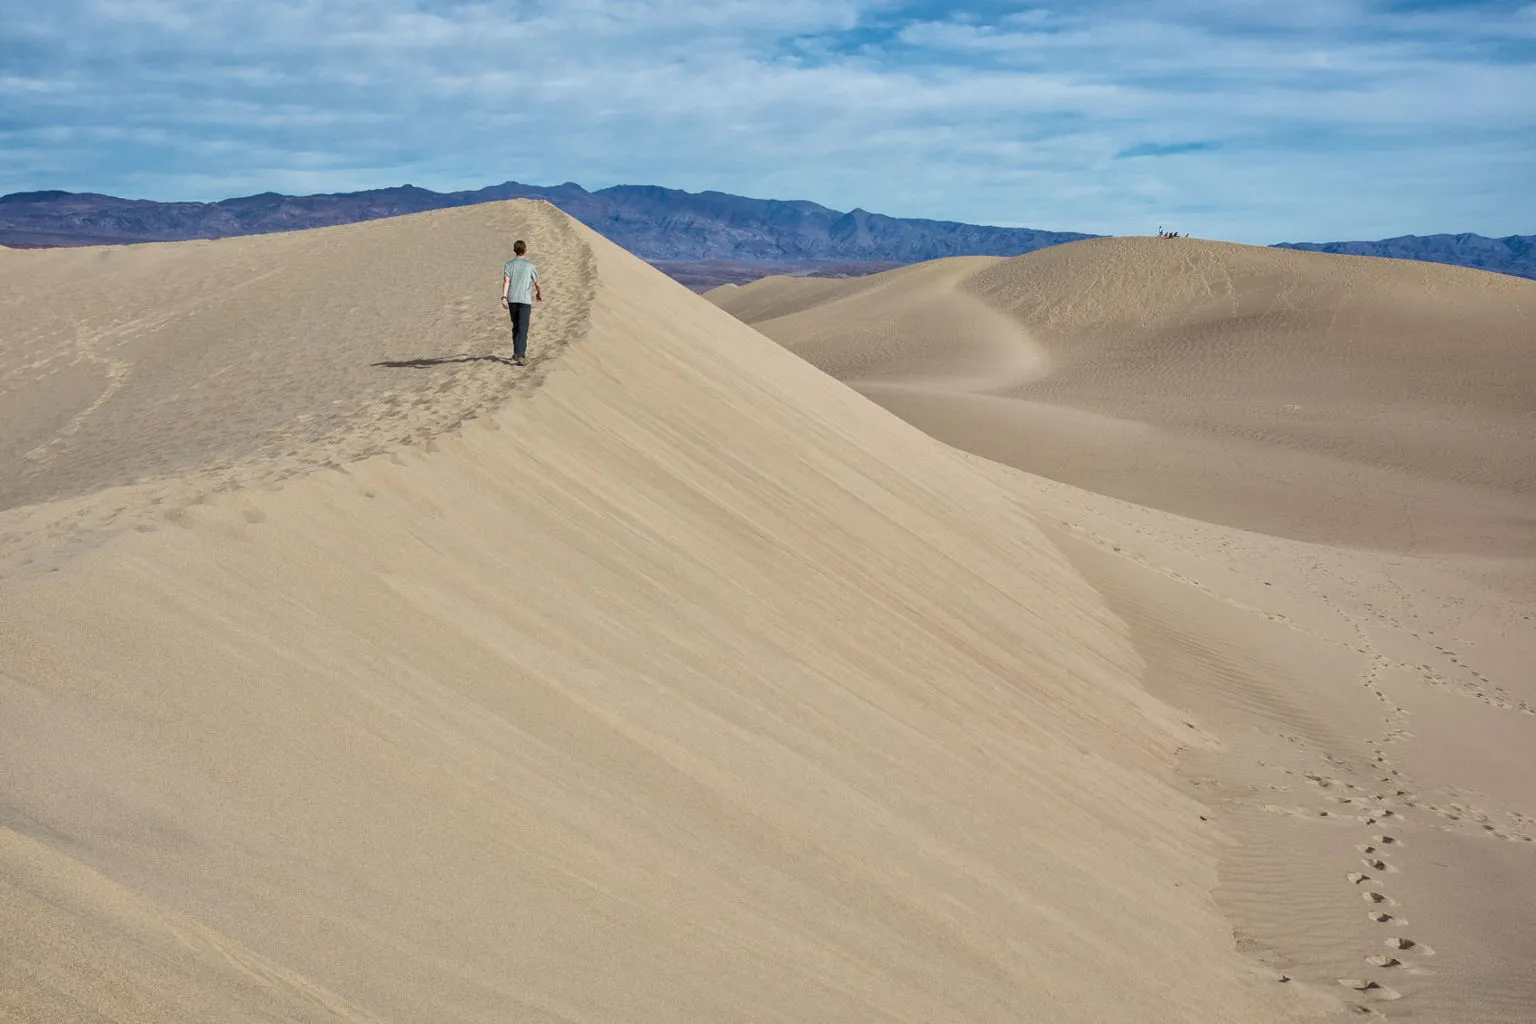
534,279,542,303
501,274,511,306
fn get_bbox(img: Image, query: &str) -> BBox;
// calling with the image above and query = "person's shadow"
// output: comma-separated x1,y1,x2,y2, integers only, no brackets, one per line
372,355,515,369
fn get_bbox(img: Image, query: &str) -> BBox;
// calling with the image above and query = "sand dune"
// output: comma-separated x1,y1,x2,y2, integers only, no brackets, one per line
0,204,1344,1022
712,241,1536,1021
711,239,1536,556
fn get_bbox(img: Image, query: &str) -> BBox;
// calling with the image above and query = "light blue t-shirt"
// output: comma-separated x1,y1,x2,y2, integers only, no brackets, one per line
503,257,539,304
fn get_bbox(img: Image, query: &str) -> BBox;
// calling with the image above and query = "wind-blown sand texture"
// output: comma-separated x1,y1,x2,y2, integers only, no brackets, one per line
711,242,1536,1022
3,202,1332,1023
4,205,1531,1023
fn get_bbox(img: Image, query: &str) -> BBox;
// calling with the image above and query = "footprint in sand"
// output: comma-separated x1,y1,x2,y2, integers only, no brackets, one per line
1333,982,1406,1007
1338,979,1400,1000
1363,891,1395,906
1347,872,1371,884
1364,955,1401,968
1366,911,1398,923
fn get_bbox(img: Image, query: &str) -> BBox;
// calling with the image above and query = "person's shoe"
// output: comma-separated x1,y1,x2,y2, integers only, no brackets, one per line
514,356,526,366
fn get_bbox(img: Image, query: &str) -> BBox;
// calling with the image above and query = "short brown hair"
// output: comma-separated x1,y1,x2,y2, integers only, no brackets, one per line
513,239,527,255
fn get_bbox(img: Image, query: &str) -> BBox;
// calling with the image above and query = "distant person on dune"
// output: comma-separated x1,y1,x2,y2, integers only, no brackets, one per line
501,240,542,366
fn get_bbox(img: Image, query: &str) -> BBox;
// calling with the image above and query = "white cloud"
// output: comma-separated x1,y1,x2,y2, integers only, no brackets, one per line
0,0,1532,241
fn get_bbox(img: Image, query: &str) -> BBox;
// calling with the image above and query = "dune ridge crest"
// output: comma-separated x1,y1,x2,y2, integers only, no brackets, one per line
0,203,594,578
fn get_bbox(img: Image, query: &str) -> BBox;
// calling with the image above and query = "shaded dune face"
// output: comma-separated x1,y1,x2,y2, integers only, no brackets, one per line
711,238,1536,556
0,204,1309,1023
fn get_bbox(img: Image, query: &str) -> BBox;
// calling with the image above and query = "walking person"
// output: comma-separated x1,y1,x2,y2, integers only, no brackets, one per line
501,240,542,366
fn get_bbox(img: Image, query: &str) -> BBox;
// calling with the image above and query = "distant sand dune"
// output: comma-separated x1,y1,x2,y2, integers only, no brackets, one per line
1,205,1334,1022
711,239,1536,556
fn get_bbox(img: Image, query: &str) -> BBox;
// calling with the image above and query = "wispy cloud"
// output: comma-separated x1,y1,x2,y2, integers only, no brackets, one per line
1,0,1532,241
1116,141,1221,159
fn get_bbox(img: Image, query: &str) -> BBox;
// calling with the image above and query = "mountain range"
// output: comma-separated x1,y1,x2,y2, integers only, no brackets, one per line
1273,234,1536,281
0,182,1092,263
2,182,1531,287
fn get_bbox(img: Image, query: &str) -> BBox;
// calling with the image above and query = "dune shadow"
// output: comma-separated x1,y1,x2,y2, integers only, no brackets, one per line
373,354,514,369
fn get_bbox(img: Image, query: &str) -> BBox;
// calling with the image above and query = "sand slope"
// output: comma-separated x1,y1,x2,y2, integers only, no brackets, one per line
711,240,1536,556
0,205,1330,1022
712,241,1536,1022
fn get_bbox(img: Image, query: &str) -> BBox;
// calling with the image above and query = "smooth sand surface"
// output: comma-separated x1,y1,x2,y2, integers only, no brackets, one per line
1,204,1346,1022
711,239,1536,556
712,242,1536,1022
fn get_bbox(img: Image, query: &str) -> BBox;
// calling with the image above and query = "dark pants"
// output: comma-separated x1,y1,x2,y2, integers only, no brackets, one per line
507,302,532,359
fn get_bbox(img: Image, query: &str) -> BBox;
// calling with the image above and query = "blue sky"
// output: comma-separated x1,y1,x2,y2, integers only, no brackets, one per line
2,0,1533,242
